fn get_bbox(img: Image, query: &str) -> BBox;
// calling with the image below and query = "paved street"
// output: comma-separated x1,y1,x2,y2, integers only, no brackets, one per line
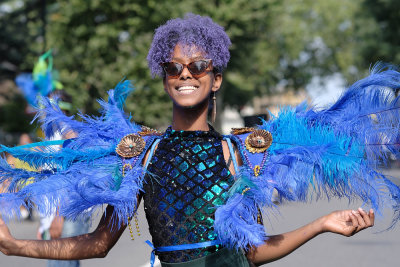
1,168,400,267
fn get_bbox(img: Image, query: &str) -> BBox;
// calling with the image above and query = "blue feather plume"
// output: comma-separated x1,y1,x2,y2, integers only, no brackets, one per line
217,65,400,249
0,79,146,225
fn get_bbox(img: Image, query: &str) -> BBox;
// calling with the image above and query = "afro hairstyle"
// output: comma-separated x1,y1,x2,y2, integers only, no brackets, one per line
147,13,231,78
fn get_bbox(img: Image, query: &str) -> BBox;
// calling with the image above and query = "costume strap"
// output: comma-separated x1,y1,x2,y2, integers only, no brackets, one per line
144,138,161,170
145,240,221,267
224,137,239,175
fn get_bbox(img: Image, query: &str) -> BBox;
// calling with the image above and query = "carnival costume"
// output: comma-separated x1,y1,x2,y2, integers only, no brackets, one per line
1,65,400,265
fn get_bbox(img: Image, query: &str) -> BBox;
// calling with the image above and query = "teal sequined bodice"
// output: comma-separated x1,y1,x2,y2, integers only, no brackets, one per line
143,127,234,263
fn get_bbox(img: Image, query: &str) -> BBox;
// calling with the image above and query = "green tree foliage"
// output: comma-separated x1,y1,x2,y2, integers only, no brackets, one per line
357,0,400,66
0,0,46,79
0,0,45,135
47,0,174,127
271,0,364,83
1,0,398,130
213,0,365,104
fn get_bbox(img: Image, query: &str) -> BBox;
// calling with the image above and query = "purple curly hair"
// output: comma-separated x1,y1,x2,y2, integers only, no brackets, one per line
147,13,231,77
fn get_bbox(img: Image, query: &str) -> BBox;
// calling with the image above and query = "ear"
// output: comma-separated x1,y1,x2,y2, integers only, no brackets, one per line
212,73,223,93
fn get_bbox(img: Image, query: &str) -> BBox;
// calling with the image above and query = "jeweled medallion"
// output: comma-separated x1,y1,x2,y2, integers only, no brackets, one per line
245,130,273,153
116,134,146,158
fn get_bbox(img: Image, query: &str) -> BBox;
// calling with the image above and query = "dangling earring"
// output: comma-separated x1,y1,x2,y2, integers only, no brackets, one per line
212,92,217,123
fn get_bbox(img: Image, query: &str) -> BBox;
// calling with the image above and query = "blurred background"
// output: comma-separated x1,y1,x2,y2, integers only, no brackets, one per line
1,0,399,141
0,0,400,266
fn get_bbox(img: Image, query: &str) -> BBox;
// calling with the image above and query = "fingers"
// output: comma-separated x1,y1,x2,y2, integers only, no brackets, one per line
368,209,375,226
348,210,359,234
355,208,367,227
358,207,375,226
350,208,374,234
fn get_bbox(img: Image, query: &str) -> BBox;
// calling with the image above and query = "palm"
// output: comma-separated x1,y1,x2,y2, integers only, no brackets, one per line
323,209,374,237
325,210,356,236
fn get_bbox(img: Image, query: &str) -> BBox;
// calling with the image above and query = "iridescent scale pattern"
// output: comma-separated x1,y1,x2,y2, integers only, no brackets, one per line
143,127,234,263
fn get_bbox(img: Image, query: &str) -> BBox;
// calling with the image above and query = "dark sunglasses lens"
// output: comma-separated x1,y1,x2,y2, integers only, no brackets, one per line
164,62,182,76
188,60,208,75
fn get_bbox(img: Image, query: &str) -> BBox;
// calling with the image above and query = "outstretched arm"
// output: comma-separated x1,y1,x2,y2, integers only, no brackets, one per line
247,208,374,266
0,205,126,260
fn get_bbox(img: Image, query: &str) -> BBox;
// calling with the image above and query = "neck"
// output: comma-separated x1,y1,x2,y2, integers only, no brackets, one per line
171,101,210,131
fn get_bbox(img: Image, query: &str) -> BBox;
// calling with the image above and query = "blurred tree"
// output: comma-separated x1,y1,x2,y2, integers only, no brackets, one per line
46,0,174,127
0,0,47,135
2,0,397,130
357,0,400,67
266,0,367,86
0,93,33,133
207,0,366,106
0,0,48,80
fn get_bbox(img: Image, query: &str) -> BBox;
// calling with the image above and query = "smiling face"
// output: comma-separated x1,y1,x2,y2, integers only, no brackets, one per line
163,44,222,109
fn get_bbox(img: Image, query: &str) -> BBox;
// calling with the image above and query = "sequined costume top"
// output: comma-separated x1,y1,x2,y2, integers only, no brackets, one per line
143,127,234,263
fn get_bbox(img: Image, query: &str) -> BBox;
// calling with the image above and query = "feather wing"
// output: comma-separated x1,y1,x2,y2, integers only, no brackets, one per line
216,65,400,249
0,80,150,224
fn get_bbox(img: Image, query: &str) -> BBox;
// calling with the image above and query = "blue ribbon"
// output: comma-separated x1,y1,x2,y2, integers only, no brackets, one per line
145,240,221,267
145,240,156,267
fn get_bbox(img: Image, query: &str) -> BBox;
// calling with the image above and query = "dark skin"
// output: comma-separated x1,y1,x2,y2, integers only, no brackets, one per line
246,208,374,265
0,205,125,259
0,44,375,264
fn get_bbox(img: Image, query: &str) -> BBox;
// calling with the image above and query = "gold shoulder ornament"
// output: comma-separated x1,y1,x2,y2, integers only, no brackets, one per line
139,126,163,136
116,134,146,158
231,127,255,135
245,129,273,153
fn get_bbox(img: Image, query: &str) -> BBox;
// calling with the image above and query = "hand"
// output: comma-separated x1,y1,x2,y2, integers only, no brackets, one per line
49,216,64,239
321,208,374,237
0,217,15,255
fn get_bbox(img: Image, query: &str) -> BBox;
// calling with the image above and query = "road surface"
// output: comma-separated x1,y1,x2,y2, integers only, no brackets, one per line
1,168,399,267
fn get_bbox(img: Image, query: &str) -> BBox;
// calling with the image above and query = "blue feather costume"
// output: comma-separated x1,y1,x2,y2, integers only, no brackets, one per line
1,66,400,252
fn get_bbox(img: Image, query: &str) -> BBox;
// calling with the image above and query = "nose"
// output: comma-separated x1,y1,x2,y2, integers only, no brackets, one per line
179,65,193,80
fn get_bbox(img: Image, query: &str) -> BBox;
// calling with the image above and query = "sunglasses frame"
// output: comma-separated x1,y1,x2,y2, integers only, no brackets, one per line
160,59,213,78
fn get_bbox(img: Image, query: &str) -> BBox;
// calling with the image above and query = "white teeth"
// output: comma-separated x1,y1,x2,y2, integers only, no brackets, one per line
177,86,197,92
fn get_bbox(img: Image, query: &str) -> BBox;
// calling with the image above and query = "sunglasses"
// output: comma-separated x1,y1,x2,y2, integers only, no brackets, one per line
161,59,212,78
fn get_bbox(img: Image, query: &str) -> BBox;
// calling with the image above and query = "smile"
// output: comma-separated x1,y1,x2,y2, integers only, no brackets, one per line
176,86,198,94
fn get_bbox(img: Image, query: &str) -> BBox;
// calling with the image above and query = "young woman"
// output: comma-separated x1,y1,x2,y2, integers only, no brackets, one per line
0,14,398,267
